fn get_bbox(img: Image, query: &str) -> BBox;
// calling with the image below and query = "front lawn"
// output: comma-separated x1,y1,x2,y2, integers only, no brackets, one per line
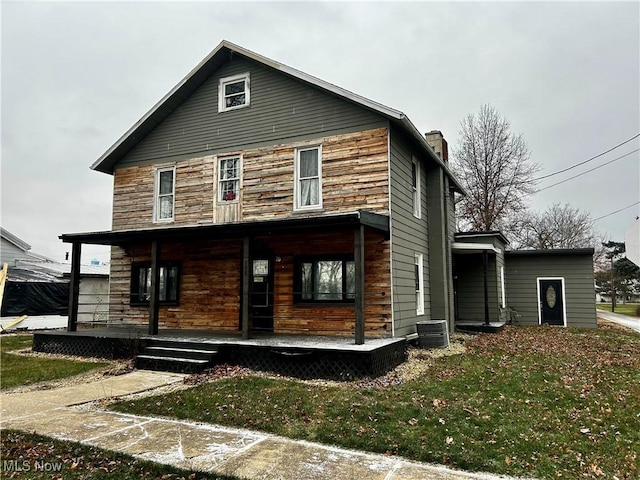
0,335,107,390
112,327,640,479
0,429,241,479
596,303,640,317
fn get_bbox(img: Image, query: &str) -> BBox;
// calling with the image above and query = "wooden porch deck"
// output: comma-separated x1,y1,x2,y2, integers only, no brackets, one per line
34,326,404,352
32,326,407,379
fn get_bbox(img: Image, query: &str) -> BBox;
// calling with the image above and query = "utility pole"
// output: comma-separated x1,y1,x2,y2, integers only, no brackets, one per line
610,256,615,313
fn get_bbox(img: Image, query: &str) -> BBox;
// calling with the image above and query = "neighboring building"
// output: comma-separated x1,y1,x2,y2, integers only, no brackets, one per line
1,227,53,266
624,218,639,267
0,228,109,323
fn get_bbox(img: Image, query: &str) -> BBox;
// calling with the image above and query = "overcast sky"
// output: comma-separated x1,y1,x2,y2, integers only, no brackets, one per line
2,1,639,264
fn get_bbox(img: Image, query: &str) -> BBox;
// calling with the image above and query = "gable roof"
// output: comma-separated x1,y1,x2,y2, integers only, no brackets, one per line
1,227,31,252
91,40,464,192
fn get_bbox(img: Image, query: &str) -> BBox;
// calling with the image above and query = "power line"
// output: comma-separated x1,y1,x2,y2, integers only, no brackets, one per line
593,202,640,222
535,133,640,181
535,148,639,193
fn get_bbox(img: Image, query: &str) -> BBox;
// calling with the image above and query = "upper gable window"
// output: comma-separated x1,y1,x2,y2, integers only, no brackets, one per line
218,73,250,112
412,156,422,219
154,166,175,222
294,146,322,211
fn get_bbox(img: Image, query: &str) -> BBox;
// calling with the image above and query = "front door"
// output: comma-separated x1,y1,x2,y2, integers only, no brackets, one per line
539,279,564,326
250,258,274,331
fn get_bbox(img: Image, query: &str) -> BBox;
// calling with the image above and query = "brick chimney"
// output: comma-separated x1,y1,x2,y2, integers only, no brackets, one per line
425,130,449,163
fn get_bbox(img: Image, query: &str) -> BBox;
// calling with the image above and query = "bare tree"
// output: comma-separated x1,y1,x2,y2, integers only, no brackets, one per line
451,104,539,232
511,203,597,250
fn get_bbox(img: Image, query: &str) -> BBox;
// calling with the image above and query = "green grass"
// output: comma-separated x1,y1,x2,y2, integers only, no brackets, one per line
0,335,107,390
112,327,640,479
596,303,640,317
0,429,242,479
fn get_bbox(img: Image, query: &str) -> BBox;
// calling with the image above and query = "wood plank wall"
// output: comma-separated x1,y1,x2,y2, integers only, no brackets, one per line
111,128,389,230
108,228,392,336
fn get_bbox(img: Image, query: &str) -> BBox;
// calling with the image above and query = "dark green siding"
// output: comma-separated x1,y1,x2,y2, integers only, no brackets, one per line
454,253,501,322
426,166,454,332
505,253,596,328
389,126,430,337
118,57,386,167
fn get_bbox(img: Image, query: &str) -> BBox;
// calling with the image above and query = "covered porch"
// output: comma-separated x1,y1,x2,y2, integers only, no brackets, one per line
60,211,391,346
452,232,509,332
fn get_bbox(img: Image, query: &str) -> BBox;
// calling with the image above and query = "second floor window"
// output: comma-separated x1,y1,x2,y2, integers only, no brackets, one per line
294,146,322,210
412,156,421,218
218,156,240,202
155,166,175,222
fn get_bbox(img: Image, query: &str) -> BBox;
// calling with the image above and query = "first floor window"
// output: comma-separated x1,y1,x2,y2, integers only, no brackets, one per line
295,257,355,303
218,156,240,201
131,262,180,306
155,166,175,222
295,146,322,210
415,253,424,315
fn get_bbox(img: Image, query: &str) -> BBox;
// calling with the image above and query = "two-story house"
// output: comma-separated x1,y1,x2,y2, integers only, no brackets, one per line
61,40,460,338
36,40,595,376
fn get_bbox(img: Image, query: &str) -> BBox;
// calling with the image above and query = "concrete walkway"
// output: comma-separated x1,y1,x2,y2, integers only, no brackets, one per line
597,310,640,333
0,371,520,480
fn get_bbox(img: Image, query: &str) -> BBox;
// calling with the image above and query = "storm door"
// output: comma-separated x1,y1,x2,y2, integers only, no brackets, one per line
250,258,274,331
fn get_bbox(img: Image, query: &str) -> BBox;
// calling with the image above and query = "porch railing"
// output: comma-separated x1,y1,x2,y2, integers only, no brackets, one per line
71,290,390,337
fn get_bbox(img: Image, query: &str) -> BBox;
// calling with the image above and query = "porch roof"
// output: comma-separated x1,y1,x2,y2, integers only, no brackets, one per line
59,210,389,246
452,242,502,255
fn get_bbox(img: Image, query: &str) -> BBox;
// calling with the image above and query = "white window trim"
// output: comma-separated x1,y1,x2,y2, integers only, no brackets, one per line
536,277,567,327
500,266,506,308
153,166,175,223
218,73,250,112
412,156,422,219
415,253,425,315
217,155,242,203
294,145,323,212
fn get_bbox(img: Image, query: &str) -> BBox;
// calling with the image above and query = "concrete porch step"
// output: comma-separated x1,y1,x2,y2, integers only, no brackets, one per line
135,354,213,374
143,345,219,360
136,339,220,373
455,321,506,333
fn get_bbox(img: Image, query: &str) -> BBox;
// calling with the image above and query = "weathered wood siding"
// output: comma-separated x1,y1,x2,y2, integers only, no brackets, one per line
505,252,597,328
109,240,242,330
108,228,391,336
112,157,215,230
256,229,392,336
112,128,389,230
389,125,430,337
118,56,386,167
